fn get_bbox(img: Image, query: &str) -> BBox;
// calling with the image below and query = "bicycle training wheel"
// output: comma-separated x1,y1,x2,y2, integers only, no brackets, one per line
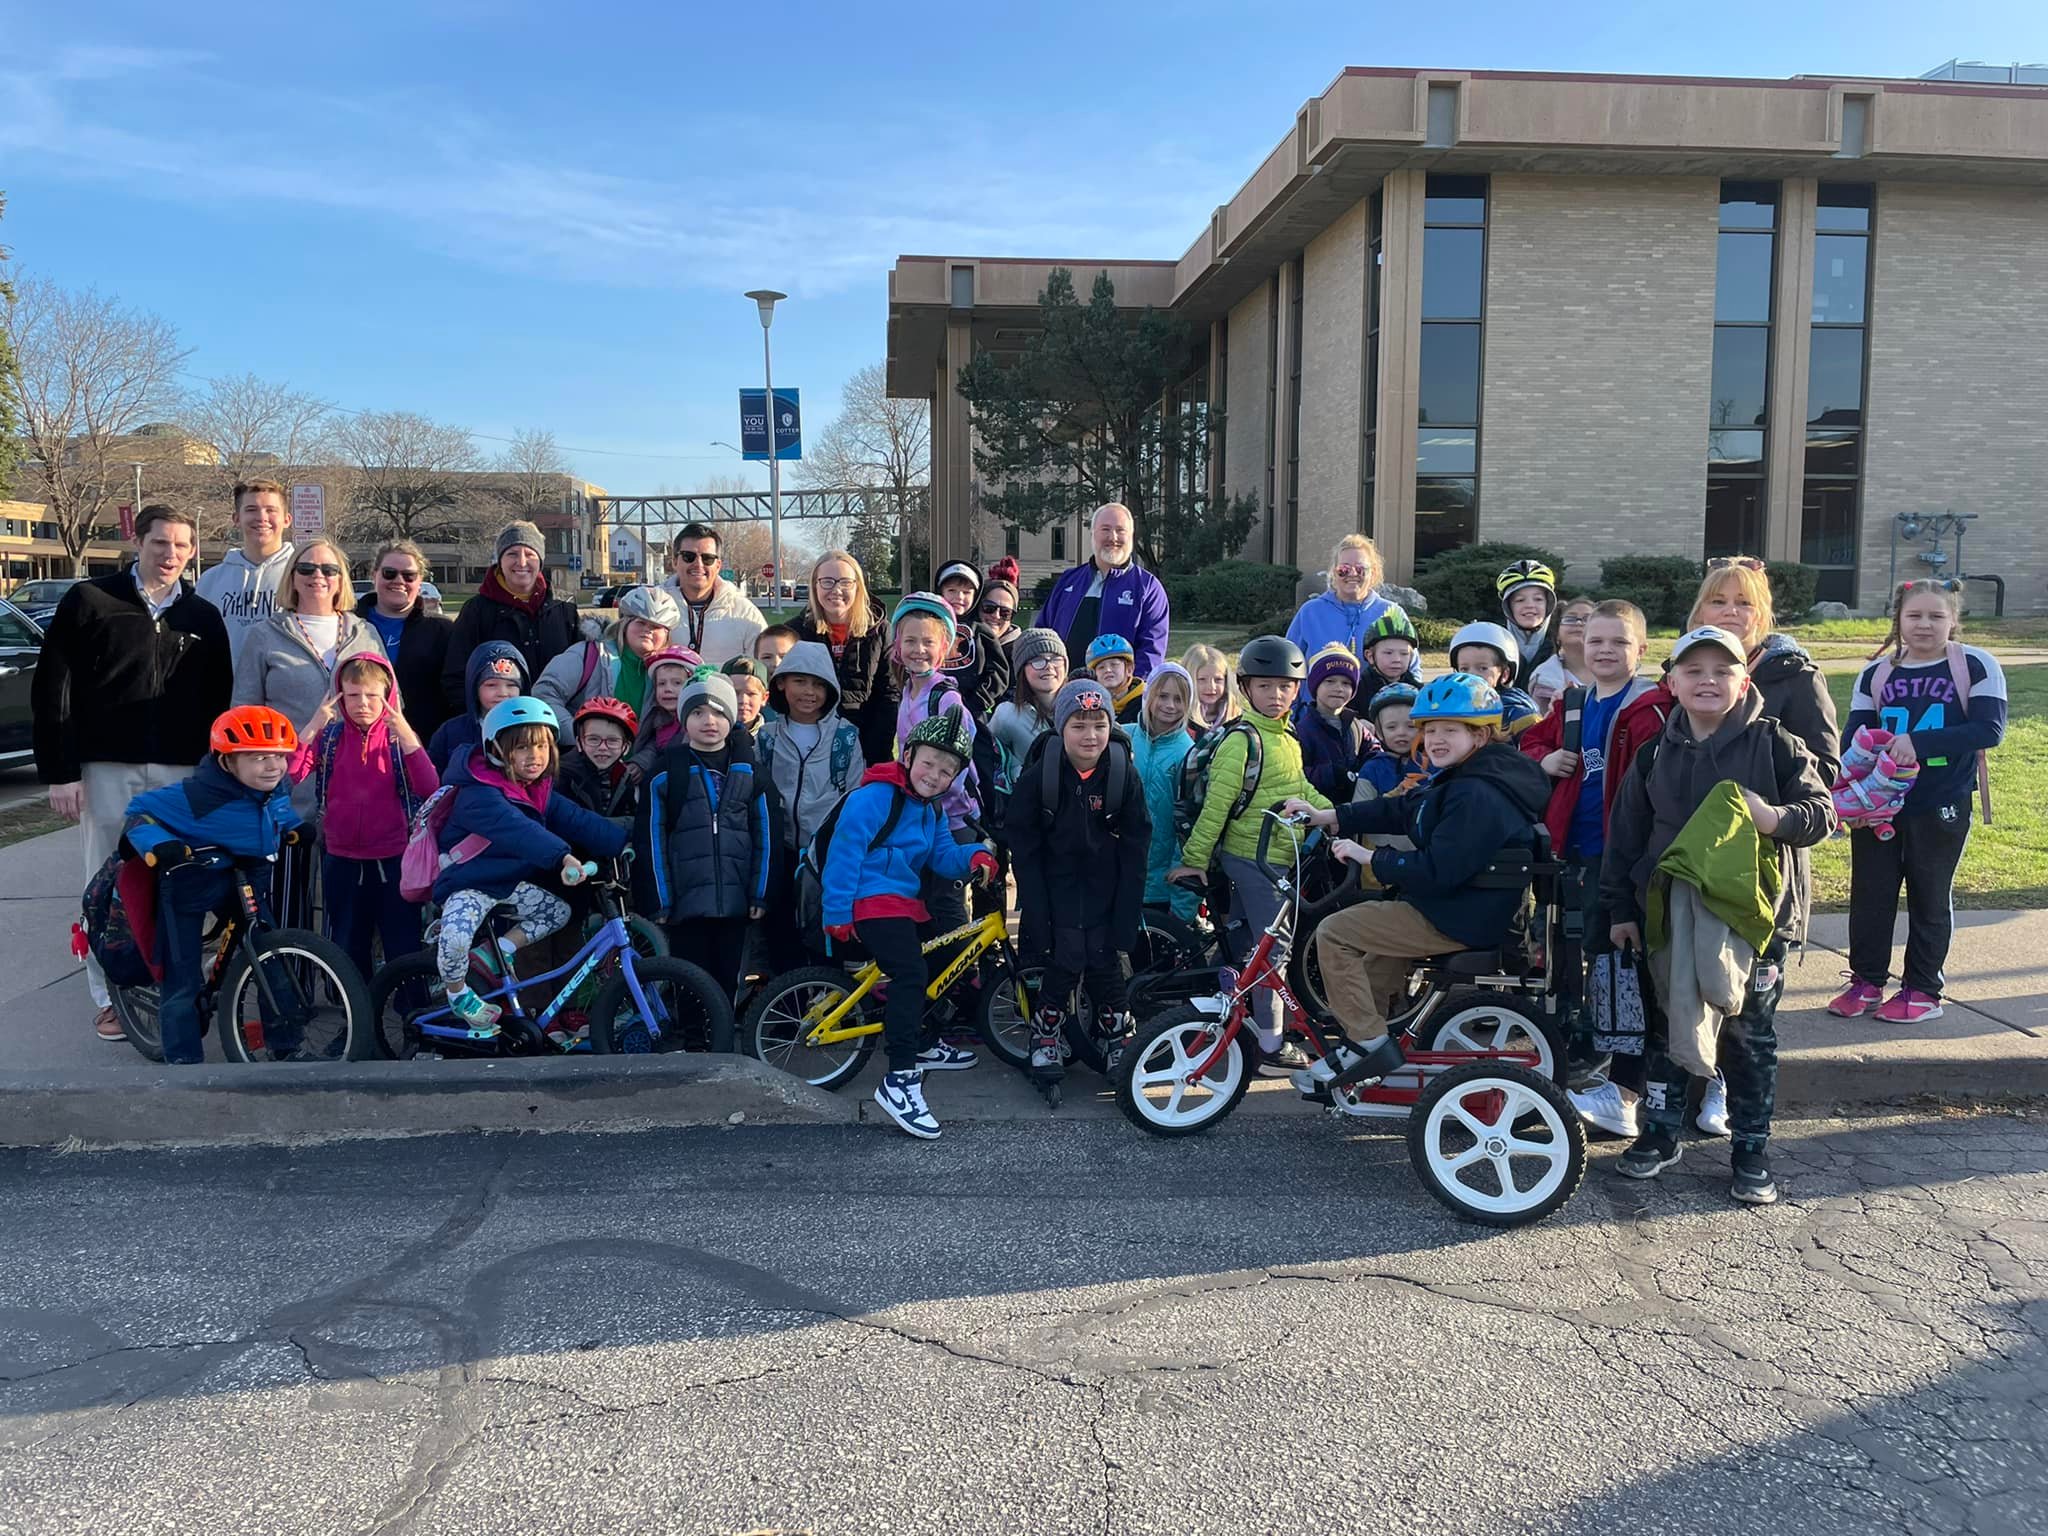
742,965,875,1090
1407,1061,1586,1227
217,927,374,1063
111,983,165,1063
1114,1005,1253,1137
587,957,736,1055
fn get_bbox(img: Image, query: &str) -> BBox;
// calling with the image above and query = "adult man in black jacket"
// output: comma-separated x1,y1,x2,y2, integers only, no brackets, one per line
33,505,234,1040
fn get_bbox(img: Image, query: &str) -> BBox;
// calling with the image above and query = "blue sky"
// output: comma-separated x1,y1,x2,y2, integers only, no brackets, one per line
3,1,2041,492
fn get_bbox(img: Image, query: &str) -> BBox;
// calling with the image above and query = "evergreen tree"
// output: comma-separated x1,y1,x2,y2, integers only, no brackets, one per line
955,268,1257,572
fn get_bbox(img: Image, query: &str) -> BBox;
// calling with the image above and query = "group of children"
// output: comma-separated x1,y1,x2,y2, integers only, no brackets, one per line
114,557,2004,1206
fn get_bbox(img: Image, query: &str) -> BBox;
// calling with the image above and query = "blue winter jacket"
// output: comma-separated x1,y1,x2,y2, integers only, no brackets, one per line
1285,589,1404,666
1290,702,1372,802
819,762,983,930
647,743,775,922
427,641,529,776
123,757,303,863
1034,562,1171,679
1130,723,1198,921
432,744,627,902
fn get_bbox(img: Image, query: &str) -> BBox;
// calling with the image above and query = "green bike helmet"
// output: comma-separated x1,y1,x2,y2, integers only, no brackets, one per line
1364,609,1419,648
903,709,975,769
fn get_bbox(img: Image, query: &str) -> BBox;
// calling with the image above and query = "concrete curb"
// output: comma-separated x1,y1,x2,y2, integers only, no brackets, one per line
0,1054,856,1148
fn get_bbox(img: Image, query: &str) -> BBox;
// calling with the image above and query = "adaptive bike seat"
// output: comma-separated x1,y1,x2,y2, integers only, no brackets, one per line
1439,949,1504,976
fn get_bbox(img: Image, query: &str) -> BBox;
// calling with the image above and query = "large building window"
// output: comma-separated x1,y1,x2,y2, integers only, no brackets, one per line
1416,174,1486,559
1283,255,1304,564
1802,184,1874,606
1706,181,1778,558
1361,189,1383,535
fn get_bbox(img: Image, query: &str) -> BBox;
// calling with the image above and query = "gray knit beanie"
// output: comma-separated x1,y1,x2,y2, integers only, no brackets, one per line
1012,627,1066,675
496,521,545,561
1053,677,1114,734
677,671,739,726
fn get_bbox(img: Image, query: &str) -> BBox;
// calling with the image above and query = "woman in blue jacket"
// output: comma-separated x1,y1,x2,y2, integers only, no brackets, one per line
1286,533,1407,665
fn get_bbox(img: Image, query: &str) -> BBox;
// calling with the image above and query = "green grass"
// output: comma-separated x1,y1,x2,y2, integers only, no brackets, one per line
1810,663,2045,912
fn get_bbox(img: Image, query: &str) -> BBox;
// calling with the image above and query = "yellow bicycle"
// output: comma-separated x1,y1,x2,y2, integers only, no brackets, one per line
740,910,1037,1088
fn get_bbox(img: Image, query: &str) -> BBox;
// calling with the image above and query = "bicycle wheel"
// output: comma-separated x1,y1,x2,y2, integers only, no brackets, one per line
1115,1005,1252,1137
741,965,875,1090
587,956,736,1055
974,954,1036,1070
217,928,374,1063
366,952,506,1060
112,984,165,1063
1421,989,1565,1080
1407,1061,1586,1227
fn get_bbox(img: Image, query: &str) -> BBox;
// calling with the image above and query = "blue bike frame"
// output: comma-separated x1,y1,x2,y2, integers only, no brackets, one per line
414,914,662,1045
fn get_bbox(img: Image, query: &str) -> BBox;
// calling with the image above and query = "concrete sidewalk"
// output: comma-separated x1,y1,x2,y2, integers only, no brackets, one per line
2,822,2045,1146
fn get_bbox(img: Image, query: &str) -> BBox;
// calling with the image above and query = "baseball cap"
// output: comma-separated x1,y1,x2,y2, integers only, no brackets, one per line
1668,625,1748,665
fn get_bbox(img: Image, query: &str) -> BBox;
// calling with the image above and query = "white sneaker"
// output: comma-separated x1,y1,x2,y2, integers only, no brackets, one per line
1295,1041,1364,1087
915,1041,978,1072
874,1070,941,1139
1696,1073,1730,1138
1569,1080,1640,1138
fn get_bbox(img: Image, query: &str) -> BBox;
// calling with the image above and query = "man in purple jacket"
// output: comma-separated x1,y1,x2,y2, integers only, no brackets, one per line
1033,503,1171,678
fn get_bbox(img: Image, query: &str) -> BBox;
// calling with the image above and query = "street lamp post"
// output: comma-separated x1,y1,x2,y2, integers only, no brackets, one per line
745,289,787,603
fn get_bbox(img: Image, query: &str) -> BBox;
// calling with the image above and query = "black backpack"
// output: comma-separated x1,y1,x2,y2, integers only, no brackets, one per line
793,783,912,933
1173,719,1263,846
1021,728,1132,834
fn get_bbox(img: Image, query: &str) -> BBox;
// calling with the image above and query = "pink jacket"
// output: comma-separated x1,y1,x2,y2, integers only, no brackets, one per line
289,654,440,860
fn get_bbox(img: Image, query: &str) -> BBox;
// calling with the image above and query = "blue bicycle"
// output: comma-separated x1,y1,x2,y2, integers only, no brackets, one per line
367,859,732,1058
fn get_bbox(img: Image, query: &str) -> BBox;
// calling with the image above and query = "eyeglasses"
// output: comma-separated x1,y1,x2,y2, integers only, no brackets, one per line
1332,563,1367,578
379,567,421,583
1706,555,1766,572
295,563,342,579
672,550,719,566
1559,614,1589,628
980,602,1014,620
814,577,856,593
1025,654,1063,670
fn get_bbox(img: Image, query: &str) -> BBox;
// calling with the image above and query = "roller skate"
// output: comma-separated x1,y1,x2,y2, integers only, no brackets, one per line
1029,1006,1068,1109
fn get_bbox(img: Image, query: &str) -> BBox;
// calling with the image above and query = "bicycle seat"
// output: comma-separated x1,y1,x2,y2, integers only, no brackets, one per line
1434,949,1504,976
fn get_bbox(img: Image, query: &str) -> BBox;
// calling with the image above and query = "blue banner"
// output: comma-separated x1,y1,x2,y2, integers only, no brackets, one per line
739,387,802,461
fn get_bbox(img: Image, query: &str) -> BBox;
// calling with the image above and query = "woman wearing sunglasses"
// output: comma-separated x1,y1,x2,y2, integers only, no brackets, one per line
1284,532,1409,671
358,538,456,744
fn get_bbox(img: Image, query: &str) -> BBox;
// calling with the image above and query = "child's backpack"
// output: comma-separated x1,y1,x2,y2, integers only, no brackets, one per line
792,783,912,933
1868,643,1994,825
1022,728,1133,834
1172,719,1263,847
76,849,158,989
398,784,489,903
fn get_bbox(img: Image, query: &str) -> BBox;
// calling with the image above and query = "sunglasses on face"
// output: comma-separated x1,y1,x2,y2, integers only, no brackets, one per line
980,602,1014,620
1333,563,1367,578
380,567,421,583
673,550,718,566
1707,555,1766,572
295,563,342,579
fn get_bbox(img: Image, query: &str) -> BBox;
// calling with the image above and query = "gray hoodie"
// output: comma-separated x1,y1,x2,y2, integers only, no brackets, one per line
756,640,864,851
196,544,299,655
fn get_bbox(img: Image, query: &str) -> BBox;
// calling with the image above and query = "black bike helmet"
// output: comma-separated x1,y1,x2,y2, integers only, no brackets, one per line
1236,635,1307,682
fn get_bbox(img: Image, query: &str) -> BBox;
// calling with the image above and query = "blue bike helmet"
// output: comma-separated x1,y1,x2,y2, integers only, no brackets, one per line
1363,681,1420,723
890,591,959,645
1409,672,1502,727
482,696,561,750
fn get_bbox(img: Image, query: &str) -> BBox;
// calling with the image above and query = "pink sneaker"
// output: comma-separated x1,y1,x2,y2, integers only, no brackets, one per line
1826,977,1883,1018
1875,988,1944,1023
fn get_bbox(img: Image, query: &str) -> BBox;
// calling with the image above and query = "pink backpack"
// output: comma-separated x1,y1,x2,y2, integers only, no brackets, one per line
1868,643,1994,826
398,785,491,903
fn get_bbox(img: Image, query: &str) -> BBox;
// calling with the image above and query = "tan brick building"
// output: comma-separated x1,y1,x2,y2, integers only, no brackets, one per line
887,66,2048,613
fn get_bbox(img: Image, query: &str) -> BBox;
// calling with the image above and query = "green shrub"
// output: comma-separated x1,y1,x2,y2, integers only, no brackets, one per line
1413,541,1567,627
1242,608,1297,649
1414,616,1459,654
1596,555,1700,627
1029,572,1059,609
1175,562,1301,623
1768,563,1820,621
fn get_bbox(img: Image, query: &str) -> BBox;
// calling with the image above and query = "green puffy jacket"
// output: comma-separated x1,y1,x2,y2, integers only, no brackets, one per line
1180,705,1331,871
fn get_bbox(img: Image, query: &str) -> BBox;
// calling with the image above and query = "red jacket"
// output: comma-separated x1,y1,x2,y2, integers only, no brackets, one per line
1519,678,1671,857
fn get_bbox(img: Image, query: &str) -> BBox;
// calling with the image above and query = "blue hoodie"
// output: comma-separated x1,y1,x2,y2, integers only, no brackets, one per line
818,762,983,930
1285,589,1403,665
432,743,627,902
124,757,303,863
427,642,529,776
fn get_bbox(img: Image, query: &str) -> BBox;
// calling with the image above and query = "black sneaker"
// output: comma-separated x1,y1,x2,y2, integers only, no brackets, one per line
1730,1150,1778,1205
1616,1132,1683,1181
1258,1040,1312,1077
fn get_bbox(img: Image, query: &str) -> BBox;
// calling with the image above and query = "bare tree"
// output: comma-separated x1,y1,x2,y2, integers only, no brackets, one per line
175,372,333,544
3,276,190,574
497,427,570,516
331,409,487,543
0,196,23,498
797,362,929,581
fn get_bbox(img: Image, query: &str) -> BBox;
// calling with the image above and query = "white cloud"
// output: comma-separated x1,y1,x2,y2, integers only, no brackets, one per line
0,57,1228,296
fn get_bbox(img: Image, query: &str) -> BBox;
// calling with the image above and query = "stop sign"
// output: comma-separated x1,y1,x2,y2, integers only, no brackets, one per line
760,563,775,581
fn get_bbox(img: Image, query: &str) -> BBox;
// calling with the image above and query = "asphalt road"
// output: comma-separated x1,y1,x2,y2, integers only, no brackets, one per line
3,1109,2045,1536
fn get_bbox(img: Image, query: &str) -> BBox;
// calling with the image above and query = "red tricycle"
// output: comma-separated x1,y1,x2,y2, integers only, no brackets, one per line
1115,812,1587,1227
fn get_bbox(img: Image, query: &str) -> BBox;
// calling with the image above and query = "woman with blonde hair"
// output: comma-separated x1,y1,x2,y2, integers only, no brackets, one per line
1182,643,1240,735
789,548,893,765
1286,532,1408,665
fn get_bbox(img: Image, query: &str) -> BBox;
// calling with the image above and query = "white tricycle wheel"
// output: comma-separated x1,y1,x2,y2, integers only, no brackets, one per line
1407,1061,1586,1227
1114,1005,1253,1137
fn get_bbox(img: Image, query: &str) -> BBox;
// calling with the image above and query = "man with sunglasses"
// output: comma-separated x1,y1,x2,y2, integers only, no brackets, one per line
656,521,763,667
359,538,455,743
196,478,297,652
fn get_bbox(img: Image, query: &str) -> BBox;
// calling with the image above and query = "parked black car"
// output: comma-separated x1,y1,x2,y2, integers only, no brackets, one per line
0,597,43,766
8,579,78,630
